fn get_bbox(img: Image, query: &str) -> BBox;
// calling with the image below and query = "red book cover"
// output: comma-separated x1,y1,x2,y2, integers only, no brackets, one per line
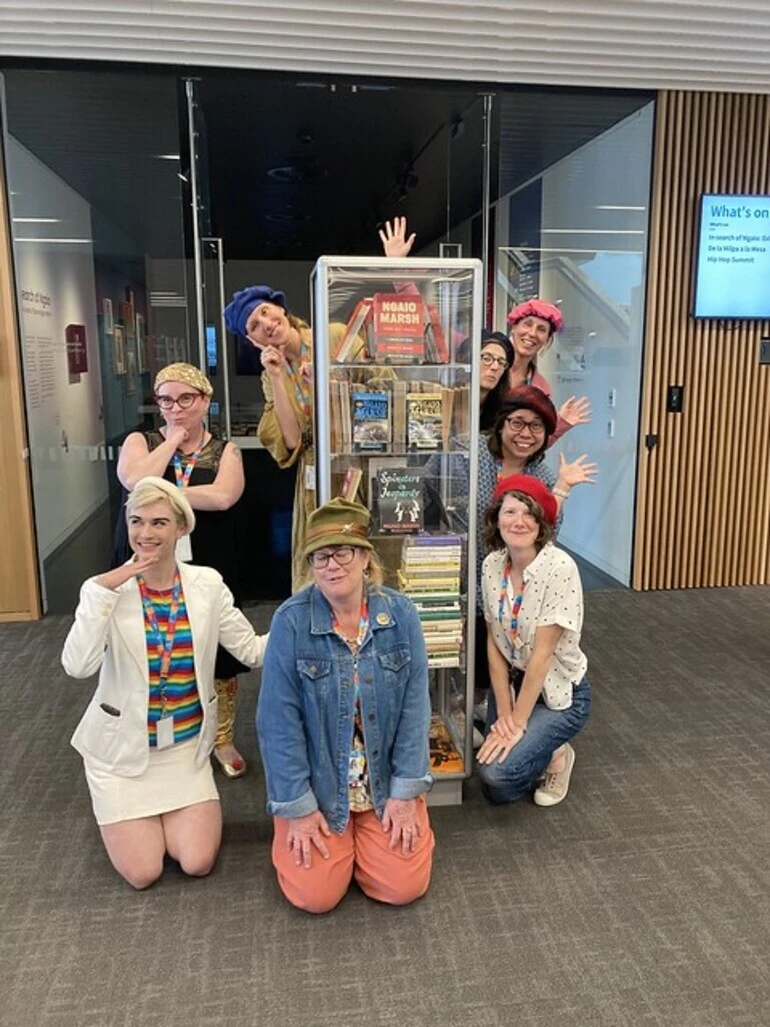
373,293,425,337
372,292,425,360
66,324,88,374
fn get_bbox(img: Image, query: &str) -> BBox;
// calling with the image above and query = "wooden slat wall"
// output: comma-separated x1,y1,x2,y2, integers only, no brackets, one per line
634,91,770,590
0,139,41,620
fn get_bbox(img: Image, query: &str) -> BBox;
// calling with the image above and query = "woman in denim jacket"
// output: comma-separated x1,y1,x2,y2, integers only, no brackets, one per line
257,497,434,913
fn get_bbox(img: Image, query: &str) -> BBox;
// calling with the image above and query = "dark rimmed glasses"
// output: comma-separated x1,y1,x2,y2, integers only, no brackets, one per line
505,416,546,436
155,391,203,410
307,545,357,569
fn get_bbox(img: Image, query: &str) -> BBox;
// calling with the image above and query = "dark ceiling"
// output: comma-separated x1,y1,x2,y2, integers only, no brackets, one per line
2,66,651,264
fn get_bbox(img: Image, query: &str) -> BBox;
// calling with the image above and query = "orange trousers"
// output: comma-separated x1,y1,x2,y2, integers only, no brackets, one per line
271,797,435,914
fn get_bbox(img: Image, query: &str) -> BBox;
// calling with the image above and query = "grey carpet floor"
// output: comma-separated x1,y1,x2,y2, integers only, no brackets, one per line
0,588,768,1027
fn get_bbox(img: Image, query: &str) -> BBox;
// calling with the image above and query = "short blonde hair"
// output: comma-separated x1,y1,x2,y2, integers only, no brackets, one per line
126,477,195,534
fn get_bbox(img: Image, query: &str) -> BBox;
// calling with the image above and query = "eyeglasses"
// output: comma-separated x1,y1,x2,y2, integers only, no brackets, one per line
505,416,546,436
480,353,508,369
155,392,202,410
307,545,357,569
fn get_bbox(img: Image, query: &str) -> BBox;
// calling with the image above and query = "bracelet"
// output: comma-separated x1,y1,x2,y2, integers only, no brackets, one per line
552,487,570,500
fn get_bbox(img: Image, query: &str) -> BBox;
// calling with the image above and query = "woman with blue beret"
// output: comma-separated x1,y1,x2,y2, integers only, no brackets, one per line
256,497,434,913
224,286,366,592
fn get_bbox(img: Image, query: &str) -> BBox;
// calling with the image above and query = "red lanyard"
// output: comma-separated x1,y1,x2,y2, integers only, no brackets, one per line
138,570,182,716
497,558,524,647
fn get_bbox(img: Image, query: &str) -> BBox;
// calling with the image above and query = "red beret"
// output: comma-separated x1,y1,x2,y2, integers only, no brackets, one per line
507,299,564,334
492,474,558,527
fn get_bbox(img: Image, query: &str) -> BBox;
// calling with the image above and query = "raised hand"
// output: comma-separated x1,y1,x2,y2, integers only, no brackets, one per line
285,810,331,868
379,216,416,258
381,797,421,854
260,345,286,378
557,452,598,488
558,395,591,427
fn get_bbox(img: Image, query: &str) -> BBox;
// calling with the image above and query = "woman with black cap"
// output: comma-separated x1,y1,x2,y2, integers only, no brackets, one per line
476,474,591,807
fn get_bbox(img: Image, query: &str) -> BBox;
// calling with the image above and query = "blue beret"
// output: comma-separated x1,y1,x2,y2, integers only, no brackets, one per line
223,285,286,337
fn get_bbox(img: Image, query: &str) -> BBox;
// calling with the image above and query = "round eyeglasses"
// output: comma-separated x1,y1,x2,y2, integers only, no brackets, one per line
505,416,545,436
307,545,357,569
480,352,508,369
155,392,202,411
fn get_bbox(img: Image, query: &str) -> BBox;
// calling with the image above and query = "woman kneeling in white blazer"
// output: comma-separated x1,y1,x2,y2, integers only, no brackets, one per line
62,476,267,889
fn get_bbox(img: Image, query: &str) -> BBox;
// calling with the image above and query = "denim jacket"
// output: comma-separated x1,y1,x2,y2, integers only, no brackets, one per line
256,584,432,833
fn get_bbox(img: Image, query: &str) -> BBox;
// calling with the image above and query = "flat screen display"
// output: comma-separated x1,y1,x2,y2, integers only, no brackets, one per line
694,194,770,318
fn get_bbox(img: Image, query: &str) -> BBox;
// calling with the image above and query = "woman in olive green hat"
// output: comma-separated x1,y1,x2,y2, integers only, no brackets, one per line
256,497,435,914
116,362,250,780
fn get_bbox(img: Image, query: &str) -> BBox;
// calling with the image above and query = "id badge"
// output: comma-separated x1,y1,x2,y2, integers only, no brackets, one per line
156,715,174,750
304,464,316,491
175,535,192,562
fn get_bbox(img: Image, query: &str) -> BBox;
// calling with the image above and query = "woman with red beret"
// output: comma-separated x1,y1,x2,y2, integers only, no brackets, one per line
476,474,591,807
506,300,590,443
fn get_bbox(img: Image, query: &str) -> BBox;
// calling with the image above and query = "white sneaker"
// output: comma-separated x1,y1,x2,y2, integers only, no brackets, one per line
533,744,575,807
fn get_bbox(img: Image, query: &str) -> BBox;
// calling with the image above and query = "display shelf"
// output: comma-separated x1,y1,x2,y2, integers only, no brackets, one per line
311,256,483,802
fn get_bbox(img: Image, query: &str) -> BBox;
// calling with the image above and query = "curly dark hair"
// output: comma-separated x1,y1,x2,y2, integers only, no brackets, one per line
483,490,554,553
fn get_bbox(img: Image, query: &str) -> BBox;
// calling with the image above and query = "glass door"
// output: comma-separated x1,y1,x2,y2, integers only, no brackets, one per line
1,67,193,612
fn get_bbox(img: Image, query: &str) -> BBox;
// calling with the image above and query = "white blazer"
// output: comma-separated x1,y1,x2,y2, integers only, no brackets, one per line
61,562,267,777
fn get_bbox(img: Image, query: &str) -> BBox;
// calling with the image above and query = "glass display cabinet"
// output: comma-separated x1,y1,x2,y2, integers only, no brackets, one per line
311,256,483,805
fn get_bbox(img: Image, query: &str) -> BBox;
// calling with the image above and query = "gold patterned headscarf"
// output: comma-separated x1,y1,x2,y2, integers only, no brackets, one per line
154,362,213,397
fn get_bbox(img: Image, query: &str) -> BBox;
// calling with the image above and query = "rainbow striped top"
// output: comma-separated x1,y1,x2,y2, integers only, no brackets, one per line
144,586,203,746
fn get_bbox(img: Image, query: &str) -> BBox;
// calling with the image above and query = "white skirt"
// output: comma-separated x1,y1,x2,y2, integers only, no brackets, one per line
84,737,220,826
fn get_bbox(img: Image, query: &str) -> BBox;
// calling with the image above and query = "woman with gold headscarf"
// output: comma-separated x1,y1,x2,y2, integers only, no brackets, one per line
115,362,250,780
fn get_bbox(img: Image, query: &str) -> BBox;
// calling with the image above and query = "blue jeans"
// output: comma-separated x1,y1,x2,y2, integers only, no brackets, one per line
477,677,591,804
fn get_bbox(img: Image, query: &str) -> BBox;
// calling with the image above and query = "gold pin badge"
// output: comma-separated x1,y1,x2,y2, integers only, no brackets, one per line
376,613,390,625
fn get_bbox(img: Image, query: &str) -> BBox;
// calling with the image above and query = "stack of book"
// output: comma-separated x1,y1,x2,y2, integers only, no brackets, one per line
397,534,463,669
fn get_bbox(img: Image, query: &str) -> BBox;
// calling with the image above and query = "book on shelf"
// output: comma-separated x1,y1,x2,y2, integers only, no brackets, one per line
424,303,450,363
351,390,390,452
334,298,372,362
406,391,443,450
339,466,363,502
372,293,425,362
397,571,461,592
376,467,424,533
429,714,464,773
393,379,408,451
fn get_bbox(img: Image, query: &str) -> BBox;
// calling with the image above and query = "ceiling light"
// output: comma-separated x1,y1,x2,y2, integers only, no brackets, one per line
595,205,646,211
15,237,91,244
156,154,181,160
540,229,645,235
13,217,61,223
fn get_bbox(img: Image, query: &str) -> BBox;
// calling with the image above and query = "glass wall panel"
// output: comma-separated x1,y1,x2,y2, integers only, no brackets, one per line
494,101,655,585
1,69,190,611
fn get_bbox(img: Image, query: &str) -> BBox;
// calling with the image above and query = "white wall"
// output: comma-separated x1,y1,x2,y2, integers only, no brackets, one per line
8,135,108,564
